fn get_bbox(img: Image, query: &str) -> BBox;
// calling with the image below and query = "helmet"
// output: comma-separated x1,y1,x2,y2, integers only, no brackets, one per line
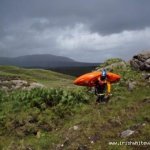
101,69,107,80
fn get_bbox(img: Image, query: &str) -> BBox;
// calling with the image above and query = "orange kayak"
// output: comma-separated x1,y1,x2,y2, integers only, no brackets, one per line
73,71,121,87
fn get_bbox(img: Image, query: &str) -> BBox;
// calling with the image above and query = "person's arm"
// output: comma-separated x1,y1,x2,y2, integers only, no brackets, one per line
107,81,111,94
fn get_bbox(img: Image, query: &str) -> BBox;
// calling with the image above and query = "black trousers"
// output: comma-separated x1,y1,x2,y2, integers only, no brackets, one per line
96,94,110,103
96,94,105,103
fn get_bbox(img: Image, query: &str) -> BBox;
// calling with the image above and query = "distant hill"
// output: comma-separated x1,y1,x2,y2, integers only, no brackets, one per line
0,54,99,68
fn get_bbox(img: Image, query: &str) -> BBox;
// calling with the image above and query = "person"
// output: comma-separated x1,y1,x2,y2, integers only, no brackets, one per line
94,69,111,103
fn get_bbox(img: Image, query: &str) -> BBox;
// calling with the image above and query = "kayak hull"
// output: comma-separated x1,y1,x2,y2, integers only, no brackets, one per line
73,71,121,87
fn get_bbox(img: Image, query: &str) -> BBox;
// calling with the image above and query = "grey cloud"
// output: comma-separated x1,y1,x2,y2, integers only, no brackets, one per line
1,0,150,34
0,0,150,62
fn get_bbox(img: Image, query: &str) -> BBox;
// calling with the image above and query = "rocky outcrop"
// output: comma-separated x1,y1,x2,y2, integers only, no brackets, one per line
105,61,127,71
0,79,44,91
97,61,127,72
130,52,150,71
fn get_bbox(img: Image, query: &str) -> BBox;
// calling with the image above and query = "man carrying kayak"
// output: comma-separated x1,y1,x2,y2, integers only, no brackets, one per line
94,69,111,103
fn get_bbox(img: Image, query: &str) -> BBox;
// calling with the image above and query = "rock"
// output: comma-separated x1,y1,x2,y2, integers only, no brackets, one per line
127,81,137,91
146,58,150,65
142,123,146,126
107,61,127,69
130,52,150,71
0,79,44,91
145,63,150,69
121,129,135,138
1,86,9,91
142,73,150,80
11,80,28,85
98,61,127,72
69,125,80,131
36,131,41,139
28,82,44,90
3,80,9,83
130,60,139,70
90,141,94,144
73,125,79,131
56,144,63,150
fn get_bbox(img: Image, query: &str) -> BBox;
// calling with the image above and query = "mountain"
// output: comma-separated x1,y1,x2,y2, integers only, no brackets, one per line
0,54,99,68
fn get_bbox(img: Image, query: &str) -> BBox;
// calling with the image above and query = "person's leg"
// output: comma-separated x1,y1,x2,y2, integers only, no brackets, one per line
104,95,110,103
96,96,100,103
100,95,105,102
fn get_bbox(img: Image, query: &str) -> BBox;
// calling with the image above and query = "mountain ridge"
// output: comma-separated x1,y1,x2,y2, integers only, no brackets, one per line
0,54,99,68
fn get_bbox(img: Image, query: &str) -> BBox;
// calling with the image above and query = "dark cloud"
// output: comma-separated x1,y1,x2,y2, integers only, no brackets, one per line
1,0,150,34
0,0,150,62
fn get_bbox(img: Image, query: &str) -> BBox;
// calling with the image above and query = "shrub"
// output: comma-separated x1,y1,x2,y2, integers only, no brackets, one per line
0,87,90,135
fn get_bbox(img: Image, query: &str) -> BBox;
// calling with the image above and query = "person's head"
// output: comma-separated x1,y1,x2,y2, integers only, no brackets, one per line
101,69,107,80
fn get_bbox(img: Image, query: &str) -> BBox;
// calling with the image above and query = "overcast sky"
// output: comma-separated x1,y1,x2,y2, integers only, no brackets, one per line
0,0,150,62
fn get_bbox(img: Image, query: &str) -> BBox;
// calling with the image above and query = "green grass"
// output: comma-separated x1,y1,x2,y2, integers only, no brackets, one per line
0,63,150,150
0,65,75,88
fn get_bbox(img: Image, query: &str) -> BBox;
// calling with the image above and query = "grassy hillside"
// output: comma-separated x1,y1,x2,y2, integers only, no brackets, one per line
0,62,150,150
0,65,74,88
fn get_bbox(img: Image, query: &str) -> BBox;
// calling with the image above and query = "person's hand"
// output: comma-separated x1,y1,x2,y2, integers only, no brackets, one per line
106,93,112,97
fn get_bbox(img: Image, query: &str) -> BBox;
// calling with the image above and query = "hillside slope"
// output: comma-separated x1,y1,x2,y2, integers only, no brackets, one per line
0,65,74,88
0,57,150,150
